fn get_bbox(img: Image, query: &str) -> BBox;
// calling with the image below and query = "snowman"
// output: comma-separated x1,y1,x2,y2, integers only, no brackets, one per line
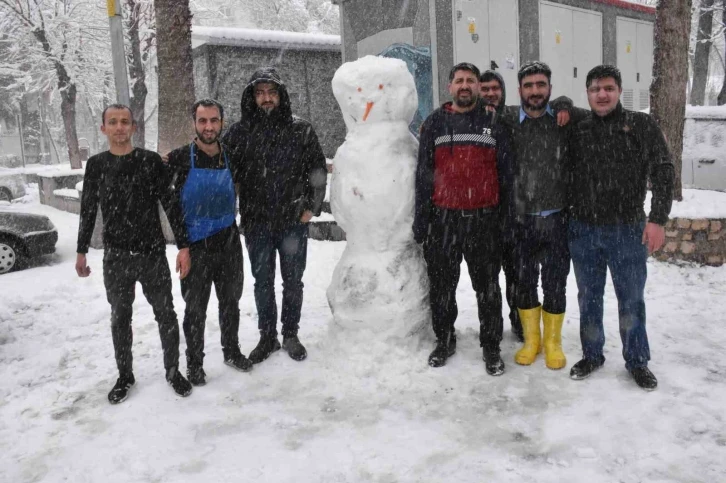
327,55,430,340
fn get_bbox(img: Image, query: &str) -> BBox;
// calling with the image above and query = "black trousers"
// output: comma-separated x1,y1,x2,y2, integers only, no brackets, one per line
103,250,180,376
423,208,503,349
181,234,244,368
513,211,570,314
501,234,520,330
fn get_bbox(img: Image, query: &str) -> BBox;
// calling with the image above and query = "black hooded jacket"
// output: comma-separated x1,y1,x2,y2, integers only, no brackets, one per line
222,67,327,232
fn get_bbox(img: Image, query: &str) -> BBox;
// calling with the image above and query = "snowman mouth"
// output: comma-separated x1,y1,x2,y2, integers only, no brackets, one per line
362,101,374,121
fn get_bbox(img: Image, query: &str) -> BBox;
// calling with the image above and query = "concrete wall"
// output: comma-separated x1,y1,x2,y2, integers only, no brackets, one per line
193,44,345,158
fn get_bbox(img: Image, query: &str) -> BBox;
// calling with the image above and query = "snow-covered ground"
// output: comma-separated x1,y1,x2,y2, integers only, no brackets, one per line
2,188,726,483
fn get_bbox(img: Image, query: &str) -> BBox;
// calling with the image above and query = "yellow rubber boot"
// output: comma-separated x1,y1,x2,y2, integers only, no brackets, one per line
515,306,542,365
542,310,567,370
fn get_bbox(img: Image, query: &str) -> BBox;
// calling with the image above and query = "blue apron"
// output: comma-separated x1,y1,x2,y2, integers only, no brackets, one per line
181,143,236,243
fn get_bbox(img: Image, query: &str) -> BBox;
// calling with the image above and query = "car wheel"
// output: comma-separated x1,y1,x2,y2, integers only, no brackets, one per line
0,188,12,202
0,239,26,274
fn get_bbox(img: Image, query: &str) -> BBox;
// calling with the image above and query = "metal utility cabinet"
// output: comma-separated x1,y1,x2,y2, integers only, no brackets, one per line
333,0,656,114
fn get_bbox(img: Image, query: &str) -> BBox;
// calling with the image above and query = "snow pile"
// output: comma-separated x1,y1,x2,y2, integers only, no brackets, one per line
646,188,726,219
327,56,430,340
685,105,726,120
53,188,79,200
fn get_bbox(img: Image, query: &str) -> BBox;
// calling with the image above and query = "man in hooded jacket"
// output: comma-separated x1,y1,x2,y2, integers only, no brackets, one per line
222,67,328,364
479,70,522,342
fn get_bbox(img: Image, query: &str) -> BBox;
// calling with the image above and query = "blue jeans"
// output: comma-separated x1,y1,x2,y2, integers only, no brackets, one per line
245,223,308,337
568,220,650,370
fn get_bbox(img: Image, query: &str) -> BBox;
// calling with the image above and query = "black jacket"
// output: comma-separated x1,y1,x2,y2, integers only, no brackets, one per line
77,148,188,254
222,67,327,232
414,99,512,243
568,103,674,225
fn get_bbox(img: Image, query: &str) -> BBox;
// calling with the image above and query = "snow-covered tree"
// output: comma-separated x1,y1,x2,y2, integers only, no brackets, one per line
0,0,112,168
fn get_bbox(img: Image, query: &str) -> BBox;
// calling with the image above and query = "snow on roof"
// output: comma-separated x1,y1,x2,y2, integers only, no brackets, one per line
591,0,656,15
192,26,341,52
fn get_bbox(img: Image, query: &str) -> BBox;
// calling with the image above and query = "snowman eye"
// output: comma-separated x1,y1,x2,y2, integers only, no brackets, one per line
379,84,384,90
357,87,362,92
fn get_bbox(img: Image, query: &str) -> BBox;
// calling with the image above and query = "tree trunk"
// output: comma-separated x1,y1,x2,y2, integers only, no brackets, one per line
719,2,726,105
32,27,82,168
650,0,692,201
126,0,149,148
690,0,714,105
153,0,195,154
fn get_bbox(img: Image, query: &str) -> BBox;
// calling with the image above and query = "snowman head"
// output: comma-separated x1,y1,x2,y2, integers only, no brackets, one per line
332,55,418,131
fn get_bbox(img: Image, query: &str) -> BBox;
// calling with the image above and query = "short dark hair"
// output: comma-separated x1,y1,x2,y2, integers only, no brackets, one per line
449,62,481,82
191,98,224,120
102,104,134,125
586,65,622,89
479,71,502,86
517,62,552,85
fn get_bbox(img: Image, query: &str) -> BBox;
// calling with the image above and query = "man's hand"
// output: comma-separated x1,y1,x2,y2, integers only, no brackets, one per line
557,110,571,127
300,210,314,223
75,253,91,277
176,248,191,279
642,222,665,254
161,152,170,163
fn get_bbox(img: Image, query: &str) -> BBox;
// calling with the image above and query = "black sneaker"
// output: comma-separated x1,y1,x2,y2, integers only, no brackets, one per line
166,367,192,397
108,373,135,404
187,366,207,386
428,333,457,368
248,334,281,364
570,358,605,380
282,335,308,361
483,349,505,376
224,352,254,372
629,366,658,391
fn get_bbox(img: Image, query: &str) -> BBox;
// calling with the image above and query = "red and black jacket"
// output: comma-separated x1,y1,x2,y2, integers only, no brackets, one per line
413,100,512,242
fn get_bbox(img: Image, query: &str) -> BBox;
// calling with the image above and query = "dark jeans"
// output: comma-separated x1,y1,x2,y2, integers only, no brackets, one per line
181,234,244,368
423,208,503,349
245,223,308,337
102,250,180,376
501,235,520,330
568,220,650,370
513,211,570,314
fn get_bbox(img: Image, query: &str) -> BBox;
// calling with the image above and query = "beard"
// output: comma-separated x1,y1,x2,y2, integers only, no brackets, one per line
454,89,477,108
522,93,551,111
195,129,219,145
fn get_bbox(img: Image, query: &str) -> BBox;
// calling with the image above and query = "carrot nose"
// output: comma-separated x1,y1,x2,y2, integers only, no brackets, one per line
362,101,374,121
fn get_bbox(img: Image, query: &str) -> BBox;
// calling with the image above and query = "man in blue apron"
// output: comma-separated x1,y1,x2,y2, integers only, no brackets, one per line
166,99,252,386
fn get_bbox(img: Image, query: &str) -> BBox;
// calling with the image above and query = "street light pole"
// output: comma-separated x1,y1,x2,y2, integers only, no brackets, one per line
107,0,130,106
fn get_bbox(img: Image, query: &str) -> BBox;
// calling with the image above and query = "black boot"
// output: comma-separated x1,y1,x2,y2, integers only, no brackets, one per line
282,335,307,361
224,351,254,372
186,365,206,386
248,333,281,364
108,373,135,404
629,366,657,391
428,333,456,368
570,358,605,380
483,347,505,376
166,367,192,397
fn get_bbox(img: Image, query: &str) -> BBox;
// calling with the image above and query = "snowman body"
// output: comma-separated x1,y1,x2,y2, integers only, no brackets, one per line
327,56,430,340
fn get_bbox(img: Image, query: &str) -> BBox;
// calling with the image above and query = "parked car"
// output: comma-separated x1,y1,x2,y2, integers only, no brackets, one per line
0,168,27,201
0,210,58,274
682,106,726,192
